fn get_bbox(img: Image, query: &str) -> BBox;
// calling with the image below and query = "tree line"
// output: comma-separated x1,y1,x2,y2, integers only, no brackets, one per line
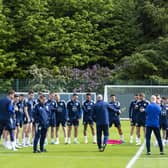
0,0,168,92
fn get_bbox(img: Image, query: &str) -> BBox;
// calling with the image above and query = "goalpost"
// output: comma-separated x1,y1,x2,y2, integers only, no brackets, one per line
104,85,168,119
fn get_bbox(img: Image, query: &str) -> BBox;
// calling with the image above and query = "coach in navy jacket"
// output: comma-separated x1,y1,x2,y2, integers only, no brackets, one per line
145,95,164,155
33,94,49,153
93,94,109,152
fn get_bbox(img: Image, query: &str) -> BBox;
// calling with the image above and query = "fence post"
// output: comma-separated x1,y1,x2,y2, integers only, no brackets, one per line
16,79,19,92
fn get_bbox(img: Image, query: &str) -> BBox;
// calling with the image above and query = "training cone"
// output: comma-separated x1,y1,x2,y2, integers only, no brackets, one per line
107,139,122,145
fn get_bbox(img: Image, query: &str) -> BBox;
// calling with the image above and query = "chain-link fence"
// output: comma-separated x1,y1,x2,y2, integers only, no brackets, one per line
0,79,168,94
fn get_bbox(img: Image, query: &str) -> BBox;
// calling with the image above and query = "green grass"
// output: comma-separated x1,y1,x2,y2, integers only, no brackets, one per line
133,137,168,168
134,150,168,168
0,121,167,168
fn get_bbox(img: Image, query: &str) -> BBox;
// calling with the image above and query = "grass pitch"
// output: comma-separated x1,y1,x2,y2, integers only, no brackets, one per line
0,121,167,168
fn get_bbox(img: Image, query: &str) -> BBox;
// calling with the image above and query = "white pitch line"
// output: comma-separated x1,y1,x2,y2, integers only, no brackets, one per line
126,142,145,168
139,158,168,160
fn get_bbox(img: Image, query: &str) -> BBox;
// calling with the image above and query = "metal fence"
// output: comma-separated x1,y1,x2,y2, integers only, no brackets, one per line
1,79,168,94
15,92,97,104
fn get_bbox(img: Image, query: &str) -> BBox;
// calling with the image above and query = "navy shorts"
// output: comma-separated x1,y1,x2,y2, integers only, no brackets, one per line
109,119,121,128
136,120,146,127
48,115,56,127
16,118,24,128
24,116,33,124
67,120,79,126
56,120,66,127
83,119,94,126
130,119,136,126
49,120,56,127
160,121,167,130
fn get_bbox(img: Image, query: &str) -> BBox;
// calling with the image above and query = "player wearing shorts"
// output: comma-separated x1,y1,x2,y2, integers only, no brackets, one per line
45,92,57,144
129,94,139,143
55,93,68,144
108,94,124,142
15,94,27,146
82,93,96,144
160,97,168,146
0,90,16,151
166,98,168,145
136,93,150,145
23,91,35,146
67,94,82,144
13,94,22,149
3,94,19,150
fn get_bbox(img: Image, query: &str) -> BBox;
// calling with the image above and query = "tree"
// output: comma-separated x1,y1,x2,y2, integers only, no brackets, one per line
114,35,168,84
0,0,16,78
2,0,53,77
0,0,168,90
137,0,168,38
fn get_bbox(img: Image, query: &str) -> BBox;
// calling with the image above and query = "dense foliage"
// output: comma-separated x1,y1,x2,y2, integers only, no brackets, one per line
0,0,168,92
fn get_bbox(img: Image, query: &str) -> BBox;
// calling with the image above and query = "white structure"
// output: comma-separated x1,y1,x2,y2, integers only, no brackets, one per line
104,85,168,119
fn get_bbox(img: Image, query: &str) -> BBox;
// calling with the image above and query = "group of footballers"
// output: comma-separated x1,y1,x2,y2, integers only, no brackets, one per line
0,90,167,153
129,93,168,146
0,90,125,152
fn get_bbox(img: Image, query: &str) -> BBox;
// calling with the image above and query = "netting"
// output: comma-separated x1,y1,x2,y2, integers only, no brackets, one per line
104,85,168,119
